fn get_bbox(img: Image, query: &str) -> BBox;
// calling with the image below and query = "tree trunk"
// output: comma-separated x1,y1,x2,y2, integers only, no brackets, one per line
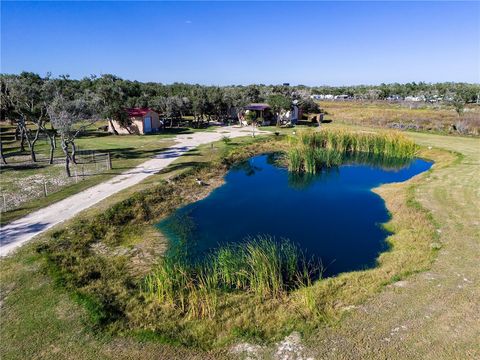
65,155,71,177
71,142,77,164
50,123,57,149
22,126,40,163
29,127,41,163
19,128,26,152
0,141,7,165
30,146,37,162
47,133,55,165
41,126,56,165
237,111,243,127
61,140,71,177
108,119,119,135
49,144,54,165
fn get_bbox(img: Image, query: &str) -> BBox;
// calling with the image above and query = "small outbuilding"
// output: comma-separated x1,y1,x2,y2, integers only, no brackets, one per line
108,108,162,135
242,103,274,125
244,103,271,118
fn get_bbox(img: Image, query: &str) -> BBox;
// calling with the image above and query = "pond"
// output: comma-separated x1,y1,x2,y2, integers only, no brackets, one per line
158,154,432,278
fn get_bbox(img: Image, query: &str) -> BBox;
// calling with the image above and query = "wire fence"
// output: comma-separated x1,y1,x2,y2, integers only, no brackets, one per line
1,150,112,213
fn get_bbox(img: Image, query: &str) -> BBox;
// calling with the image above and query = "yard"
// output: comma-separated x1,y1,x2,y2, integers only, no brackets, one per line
0,123,193,224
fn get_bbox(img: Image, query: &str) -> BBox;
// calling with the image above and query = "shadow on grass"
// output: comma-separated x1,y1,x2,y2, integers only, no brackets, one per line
158,160,209,176
296,120,320,127
86,146,202,161
0,163,47,173
77,126,201,139
78,131,112,138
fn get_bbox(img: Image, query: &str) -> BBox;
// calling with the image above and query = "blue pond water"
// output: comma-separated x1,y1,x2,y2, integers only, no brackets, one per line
158,154,432,278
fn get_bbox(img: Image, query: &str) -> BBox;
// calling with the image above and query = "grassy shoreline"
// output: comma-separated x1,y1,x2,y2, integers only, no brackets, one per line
27,132,451,347
0,129,466,358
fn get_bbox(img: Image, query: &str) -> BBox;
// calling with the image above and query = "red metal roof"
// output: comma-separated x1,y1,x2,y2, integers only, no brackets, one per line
125,108,152,117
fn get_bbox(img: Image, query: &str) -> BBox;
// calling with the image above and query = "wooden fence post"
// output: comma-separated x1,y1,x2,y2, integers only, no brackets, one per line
43,180,48,197
107,152,112,170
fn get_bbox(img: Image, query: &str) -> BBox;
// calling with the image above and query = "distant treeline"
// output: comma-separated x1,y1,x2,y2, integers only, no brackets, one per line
1,72,479,171
1,72,318,123
308,82,480,102
2,73,479,117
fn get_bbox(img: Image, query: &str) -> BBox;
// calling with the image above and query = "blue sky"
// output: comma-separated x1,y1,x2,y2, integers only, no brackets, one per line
1,1,479,85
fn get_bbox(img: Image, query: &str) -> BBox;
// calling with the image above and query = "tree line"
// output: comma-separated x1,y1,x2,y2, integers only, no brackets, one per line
309,82,480,102
0,72,312,175
1,72,478,175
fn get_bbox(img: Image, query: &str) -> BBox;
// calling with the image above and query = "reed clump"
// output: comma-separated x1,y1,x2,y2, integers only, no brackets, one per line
288,128,417,174
143,235,320,319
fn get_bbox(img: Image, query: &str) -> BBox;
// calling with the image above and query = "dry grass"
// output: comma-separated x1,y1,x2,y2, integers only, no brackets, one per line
307,133,480,359
293,147,452,323
322,100,480,135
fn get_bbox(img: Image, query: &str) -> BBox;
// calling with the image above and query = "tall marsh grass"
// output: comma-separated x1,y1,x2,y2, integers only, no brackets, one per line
288,128,417,174
143,235,320,319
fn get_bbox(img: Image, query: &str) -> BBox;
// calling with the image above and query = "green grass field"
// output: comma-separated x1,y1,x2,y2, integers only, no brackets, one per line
0,126,479,359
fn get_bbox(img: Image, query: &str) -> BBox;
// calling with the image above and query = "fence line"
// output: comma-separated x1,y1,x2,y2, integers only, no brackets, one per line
1,150,113,213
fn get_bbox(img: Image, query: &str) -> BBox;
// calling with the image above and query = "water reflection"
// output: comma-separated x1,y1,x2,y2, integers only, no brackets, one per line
158,154,432,278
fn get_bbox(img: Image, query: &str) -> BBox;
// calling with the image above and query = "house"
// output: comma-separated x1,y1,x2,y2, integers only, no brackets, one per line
108,108,162,134
243,103,273,125
242,102,302,126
